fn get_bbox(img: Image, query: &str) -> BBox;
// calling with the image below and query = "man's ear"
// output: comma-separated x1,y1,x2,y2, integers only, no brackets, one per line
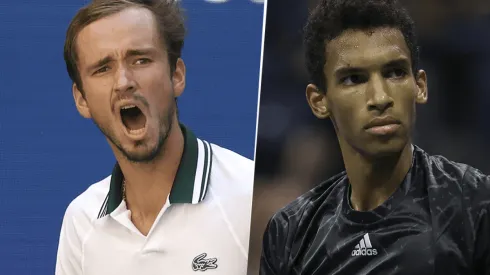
172,58,186,98
306,84,330,119
415,69,428,104
73,83,91,119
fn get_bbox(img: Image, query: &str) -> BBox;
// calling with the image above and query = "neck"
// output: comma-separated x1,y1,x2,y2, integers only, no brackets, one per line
114,118,184,217
341,141,413,212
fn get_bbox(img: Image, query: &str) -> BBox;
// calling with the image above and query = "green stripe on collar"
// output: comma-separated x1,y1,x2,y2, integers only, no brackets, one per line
101,124,213,217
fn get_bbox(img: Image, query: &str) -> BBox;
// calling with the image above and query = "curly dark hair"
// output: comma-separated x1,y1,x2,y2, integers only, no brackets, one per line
304,0,419,92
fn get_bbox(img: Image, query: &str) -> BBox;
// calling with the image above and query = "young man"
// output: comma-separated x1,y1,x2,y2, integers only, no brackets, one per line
55,1,253,274
260,0,490,274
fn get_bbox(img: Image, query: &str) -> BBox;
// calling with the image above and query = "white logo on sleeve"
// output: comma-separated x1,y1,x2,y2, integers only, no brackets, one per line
351,233,378,256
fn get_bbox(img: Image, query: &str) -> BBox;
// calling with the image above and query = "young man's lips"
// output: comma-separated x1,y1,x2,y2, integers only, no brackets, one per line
365,124,400,135
365,116,400,128
364,116,401,135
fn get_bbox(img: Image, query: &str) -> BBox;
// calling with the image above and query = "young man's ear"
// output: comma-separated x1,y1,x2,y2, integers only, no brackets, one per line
306,84,330,119
415,70,428,104
172,58,186,98
73,83,91,119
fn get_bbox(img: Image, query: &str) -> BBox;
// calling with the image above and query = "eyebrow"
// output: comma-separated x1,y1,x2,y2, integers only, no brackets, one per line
126,48,156,57
86,48,157,73
86,55,114,74
384,58,411,69
333,57,411,78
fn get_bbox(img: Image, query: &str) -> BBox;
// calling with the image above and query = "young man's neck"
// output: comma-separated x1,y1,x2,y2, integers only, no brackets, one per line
341,141,413,212
113,119,184,218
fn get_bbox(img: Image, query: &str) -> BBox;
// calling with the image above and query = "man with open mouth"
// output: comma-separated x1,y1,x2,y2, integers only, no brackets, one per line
55,1,254,274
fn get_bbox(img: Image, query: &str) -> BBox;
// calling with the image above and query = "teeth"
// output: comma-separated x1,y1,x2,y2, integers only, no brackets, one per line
121,105,136,110
129,128,145,135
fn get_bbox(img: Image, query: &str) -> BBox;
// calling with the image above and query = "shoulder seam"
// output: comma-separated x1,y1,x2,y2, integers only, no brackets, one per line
80,223,96,274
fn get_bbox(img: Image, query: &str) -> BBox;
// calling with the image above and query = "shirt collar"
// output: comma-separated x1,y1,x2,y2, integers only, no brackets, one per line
97,124,213,219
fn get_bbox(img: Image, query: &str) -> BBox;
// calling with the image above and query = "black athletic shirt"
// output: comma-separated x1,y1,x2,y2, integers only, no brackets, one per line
260,145,490,275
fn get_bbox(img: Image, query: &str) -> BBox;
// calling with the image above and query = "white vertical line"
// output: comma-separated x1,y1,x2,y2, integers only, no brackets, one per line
364,234,372,248
200,141,212,202
247,1,267,269
192,139,205,204
252,0,268,163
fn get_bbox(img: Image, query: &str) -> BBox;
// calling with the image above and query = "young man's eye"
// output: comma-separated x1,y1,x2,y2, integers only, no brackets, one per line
93,66,110,75
341,74,368,86
134,58,151,65
385,68,407,79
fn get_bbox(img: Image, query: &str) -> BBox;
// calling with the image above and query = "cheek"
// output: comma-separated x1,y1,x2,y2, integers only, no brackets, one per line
136,67,173,97
329,95,363,133
87,98,111,119
135,71,175,116
83,73,113,89
396,86,417,113
389,84,418,128
83,84,113,114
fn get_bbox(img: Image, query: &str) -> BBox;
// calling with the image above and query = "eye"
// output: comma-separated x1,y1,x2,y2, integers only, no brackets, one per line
93,66,110,75
385,68,407,79
134,58,151,65
340,74,368,86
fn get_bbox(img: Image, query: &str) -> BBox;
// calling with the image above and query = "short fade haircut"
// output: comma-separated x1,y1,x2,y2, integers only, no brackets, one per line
304,0,419,92
64,0,186,92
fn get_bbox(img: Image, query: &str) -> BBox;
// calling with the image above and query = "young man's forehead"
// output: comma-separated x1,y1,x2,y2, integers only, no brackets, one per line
325,28,411,69
332,28,405,44
75,7,162,65
77,7,157,43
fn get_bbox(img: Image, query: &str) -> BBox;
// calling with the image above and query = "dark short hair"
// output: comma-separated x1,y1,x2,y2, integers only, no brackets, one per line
64,0,186,92
304,0,419,92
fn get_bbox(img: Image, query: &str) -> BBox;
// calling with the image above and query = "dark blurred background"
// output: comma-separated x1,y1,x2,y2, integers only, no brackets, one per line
248,0,490,274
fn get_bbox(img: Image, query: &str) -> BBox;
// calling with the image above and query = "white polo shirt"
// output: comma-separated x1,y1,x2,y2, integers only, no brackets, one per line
55,125,254,275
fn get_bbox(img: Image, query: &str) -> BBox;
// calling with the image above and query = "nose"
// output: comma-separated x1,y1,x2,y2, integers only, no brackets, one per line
113,66,135,93
366,74,393,112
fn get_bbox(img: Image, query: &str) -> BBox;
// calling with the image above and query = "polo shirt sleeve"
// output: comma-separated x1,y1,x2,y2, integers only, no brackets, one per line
55,199,91,275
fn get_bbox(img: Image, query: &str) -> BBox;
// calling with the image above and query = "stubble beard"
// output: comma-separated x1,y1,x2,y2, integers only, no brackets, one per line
94,100,176,164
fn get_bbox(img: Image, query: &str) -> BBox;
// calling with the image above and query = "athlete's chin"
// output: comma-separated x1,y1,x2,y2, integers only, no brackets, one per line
120,144,160,163
363,137,408,158
109,122,169,163
117,134,162,163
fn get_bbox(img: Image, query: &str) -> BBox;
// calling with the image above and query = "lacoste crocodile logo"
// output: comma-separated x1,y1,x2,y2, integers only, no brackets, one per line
192,253,218,271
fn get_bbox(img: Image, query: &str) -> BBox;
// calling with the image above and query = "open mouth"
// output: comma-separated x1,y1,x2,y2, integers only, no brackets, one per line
120,104,147,135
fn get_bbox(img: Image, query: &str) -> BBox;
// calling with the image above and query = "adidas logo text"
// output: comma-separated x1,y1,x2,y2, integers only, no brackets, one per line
351,233,377,256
